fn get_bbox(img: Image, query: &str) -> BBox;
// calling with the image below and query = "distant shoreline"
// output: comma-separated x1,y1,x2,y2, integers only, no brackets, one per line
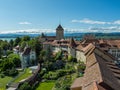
0,38,15,41
1,32,120,41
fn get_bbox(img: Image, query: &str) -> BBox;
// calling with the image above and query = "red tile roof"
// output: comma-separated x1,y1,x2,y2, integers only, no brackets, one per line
22,47,31,55
71,44,120,90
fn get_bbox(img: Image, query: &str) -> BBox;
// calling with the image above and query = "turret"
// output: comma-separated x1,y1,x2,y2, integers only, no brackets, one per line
56,24,64,40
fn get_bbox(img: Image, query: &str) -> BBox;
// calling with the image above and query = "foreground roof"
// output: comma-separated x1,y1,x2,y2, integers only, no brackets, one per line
71,43,120,90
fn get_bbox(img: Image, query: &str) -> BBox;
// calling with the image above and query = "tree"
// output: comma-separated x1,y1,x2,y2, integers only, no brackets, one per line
9,39,14,50
28,39,35,50
8,53,21,67
19,82,32,90
0,46,2,58
39,50,46,63
14,37,21,46
21,41,27,49
54,51,62,60
1,58,14,71
22,36,30,41
68,55,77,62
34,39,42,58
45,46,51,60
0,54,20,76
1,41,9,50
0,41,9,56
28,38,42,58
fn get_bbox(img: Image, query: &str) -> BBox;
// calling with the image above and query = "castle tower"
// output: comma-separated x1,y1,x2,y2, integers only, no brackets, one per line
56,24,64,40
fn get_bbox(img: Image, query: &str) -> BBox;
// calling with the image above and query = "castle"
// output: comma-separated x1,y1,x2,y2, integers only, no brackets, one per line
40,24,120,89
39,24,64,42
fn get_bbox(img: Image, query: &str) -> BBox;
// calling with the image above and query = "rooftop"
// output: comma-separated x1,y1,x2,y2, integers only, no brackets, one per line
71,44,120,90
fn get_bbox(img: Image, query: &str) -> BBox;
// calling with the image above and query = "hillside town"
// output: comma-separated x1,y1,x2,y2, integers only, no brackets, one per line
1,0,120,90
0,24,120,90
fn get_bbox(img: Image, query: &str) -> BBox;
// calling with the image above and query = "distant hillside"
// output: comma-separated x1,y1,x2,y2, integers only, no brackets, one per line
1,32,120,40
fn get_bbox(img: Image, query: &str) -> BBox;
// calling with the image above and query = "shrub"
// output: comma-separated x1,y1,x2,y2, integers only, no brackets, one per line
43,73,50,79
3,68,18,76
6,50,13,56
52,60,65,70
0,73,5,78
55,82,61,88
42,69,75,80
68,55,73,62
54,51,62,60
8,68,18,76
19,82,32,90
68,55,77,62
55,75,72,90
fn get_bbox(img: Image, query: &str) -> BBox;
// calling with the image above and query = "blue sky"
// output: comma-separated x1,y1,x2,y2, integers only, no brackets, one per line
1,0,120,33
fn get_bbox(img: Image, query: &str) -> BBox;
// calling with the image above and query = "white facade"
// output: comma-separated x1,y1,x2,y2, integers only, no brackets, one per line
20,50,36,69
20,54,29,68
30,50,36,61
76,50,86,63
52,46,61,53
68,47,76,58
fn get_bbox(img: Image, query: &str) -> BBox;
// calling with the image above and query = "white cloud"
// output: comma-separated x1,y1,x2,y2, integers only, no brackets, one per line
19,22,31,25
0,28,55,34
64,26,120,33
71,18,110,24
1,26,120,34
113,20,120,24
88,26,120,33
71,18,120,25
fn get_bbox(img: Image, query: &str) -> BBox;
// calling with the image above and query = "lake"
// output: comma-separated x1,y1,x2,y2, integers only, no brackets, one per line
0,38,15,42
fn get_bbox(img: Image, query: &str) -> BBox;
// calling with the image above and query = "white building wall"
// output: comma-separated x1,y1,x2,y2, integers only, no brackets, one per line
20,53,28,69
20,50,36,69
52,46,61,53
30,51,36,61
76,50,86,63
68,47,76,57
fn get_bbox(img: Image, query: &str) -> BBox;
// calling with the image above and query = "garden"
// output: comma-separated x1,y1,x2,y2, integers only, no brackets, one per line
34,50,85,90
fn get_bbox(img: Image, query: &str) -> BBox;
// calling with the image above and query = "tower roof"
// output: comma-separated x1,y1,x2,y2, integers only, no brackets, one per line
41,33,45,38
56,24,64,30
69,37,77,47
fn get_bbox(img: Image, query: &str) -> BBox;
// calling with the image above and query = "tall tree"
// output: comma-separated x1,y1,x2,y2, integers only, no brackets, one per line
14,37,21,46
8,53,21,67
22,36,30,41
9,39,14,50
0,46,2,58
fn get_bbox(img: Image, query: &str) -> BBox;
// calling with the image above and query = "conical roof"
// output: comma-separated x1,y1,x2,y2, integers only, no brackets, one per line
56,24,64,30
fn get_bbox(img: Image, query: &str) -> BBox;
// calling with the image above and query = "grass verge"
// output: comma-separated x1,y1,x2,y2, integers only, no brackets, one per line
36,81,55,90
0,76,13,90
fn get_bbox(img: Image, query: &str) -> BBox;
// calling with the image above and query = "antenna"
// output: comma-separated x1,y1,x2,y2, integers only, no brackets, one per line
59,17,61,25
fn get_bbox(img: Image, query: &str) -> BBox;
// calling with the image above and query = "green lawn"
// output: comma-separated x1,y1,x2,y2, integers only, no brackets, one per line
36,81,55,90
13,68,32,83
0,76,13,90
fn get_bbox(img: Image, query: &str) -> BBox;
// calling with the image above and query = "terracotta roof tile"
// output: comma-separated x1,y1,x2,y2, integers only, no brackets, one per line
76,44,83,51
71,44,120,90
69,38,77,47
22,47,31,55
